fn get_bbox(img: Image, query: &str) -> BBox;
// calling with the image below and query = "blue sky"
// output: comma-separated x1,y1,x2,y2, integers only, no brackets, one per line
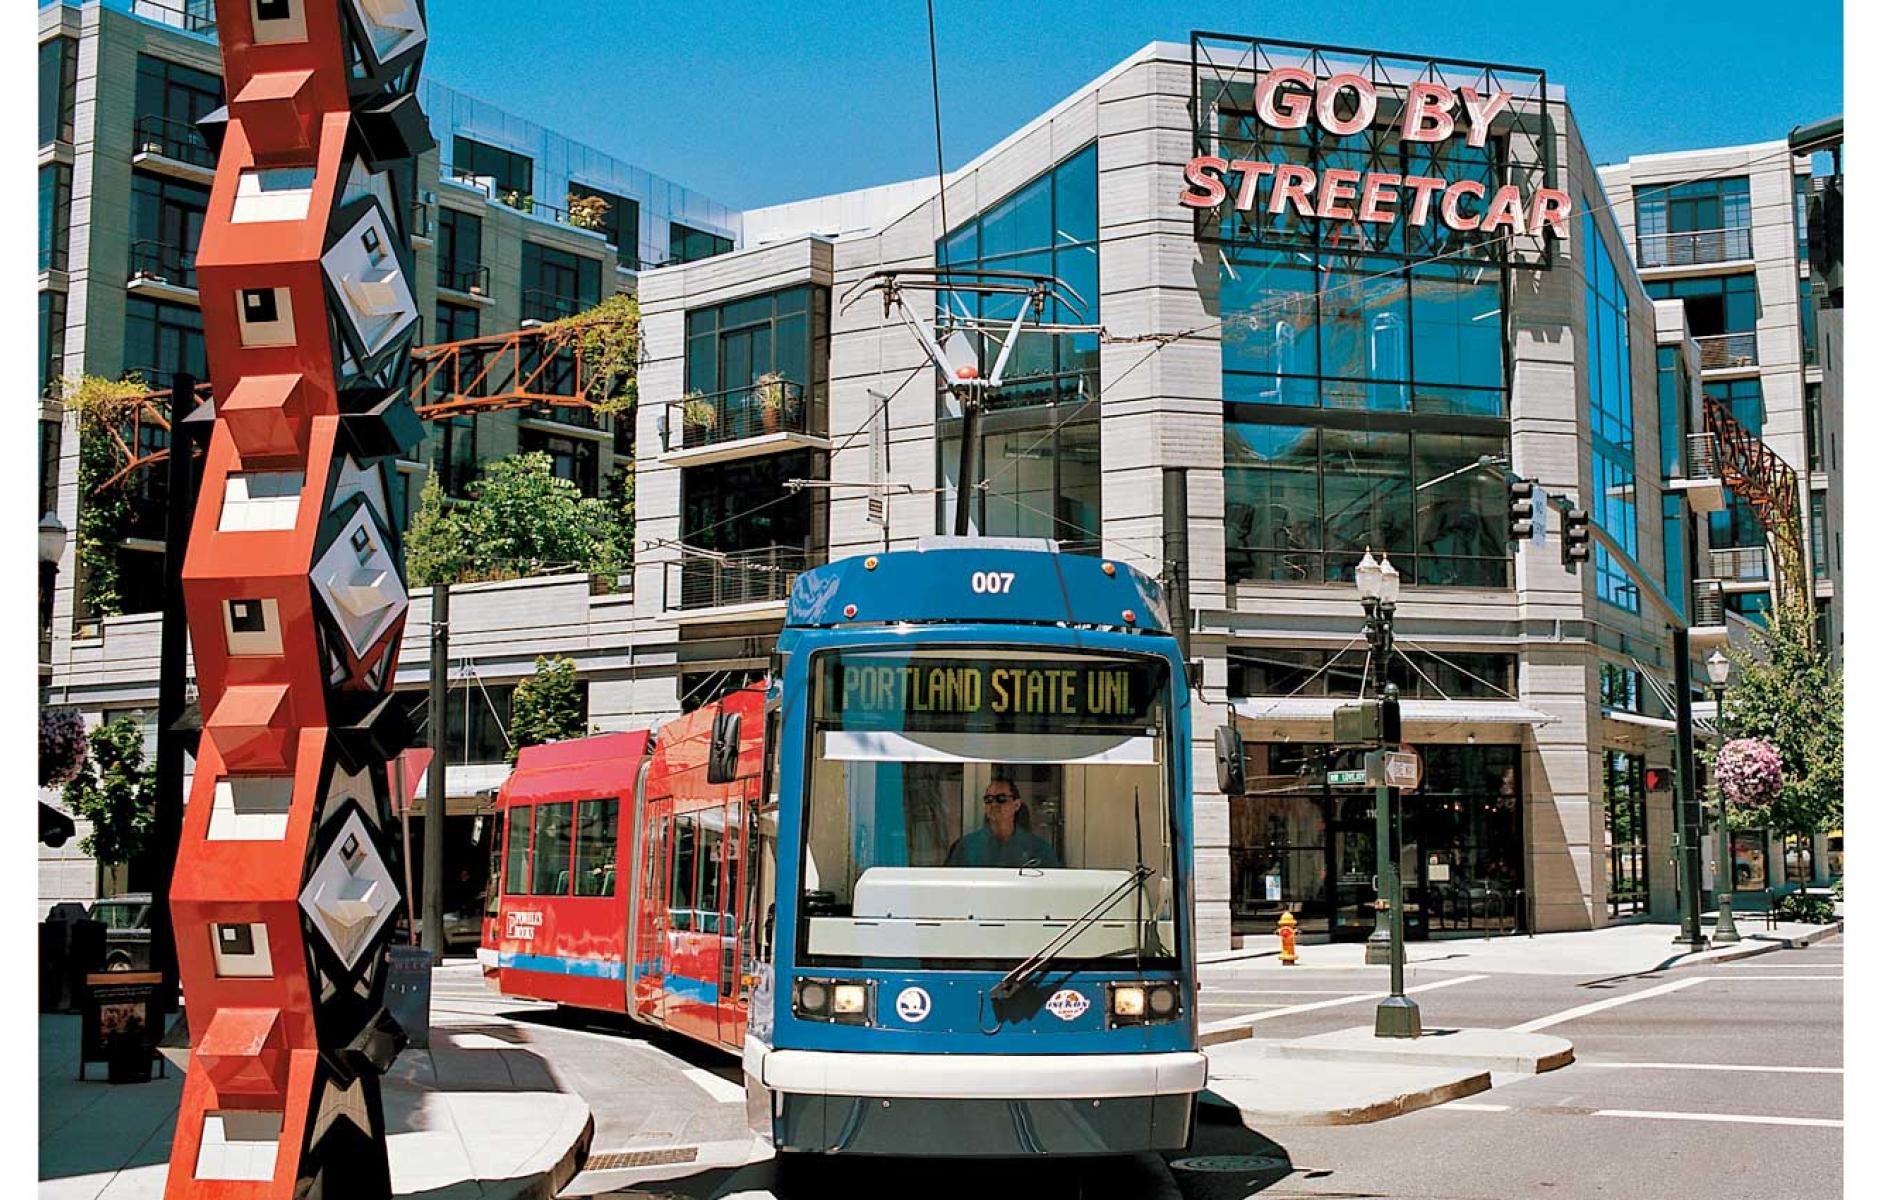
423,1,1843,210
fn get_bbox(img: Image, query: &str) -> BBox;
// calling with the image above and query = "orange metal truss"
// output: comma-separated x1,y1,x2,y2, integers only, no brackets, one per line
1703,394,1810,628
88,380,213,493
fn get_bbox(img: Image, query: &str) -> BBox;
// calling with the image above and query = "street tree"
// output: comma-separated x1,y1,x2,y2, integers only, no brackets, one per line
404,452,629,585
508,656,585,763
1716,610,1842,838
60,716,157,866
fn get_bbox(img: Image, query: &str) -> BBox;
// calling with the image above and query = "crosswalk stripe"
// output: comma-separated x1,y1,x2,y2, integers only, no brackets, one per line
1592,1109,1841,1129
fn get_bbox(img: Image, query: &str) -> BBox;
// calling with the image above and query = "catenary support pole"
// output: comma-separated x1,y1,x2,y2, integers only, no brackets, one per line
149,372,199,1015
953,396,979,536
1162,468,1190,662
424,580,449,961
1673,625,1708,948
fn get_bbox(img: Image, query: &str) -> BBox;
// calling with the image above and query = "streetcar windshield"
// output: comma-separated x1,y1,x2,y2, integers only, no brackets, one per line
798,648,1178,967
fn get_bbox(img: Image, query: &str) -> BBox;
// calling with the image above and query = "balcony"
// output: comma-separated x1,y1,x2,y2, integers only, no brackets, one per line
663,545,812,615
127,240,199,300
1708,545,1768,584
662,379,828,466
1637,227,1753,269
520,289,589,322
1665,431,1726,513
132,116,215,183
129,0,218,36
1695,332,1758,371
1689,579,1729,647
438,259,491,300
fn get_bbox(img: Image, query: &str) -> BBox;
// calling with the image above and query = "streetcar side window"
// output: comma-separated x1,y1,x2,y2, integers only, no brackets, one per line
485,820,503,915
573,797,619,897
671,814,697,931
503,806,531,895
530,801,574,895
698,809,724,935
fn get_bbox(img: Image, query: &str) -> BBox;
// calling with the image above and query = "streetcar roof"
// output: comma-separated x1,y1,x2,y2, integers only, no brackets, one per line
785,542,1172,633
500,730,650,806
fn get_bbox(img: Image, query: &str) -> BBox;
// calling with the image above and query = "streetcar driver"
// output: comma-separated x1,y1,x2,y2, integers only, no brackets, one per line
945,777,1060,868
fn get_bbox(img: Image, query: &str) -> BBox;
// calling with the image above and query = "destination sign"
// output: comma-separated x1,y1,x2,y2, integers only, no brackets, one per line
821,656,1161,732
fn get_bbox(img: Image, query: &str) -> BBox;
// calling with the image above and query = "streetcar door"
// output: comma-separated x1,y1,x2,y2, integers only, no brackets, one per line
718,799,743,1047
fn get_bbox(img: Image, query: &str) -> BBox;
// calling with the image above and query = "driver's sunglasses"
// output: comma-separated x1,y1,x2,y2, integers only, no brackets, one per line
982,793,1018,806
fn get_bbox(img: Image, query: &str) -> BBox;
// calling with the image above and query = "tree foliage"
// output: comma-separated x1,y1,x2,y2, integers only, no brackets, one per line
508,656,585,763
404,453,629,586
1714,611,1842,835
61,717,157,866
542,293,640,415
40,707,89,788
63,374,151,619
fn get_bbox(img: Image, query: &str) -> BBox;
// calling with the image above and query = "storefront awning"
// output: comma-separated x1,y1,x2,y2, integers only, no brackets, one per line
1231,697,1555,726
1605,708,1720,738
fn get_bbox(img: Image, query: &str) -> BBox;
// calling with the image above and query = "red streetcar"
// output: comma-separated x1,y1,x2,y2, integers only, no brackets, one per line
481,685,768,1055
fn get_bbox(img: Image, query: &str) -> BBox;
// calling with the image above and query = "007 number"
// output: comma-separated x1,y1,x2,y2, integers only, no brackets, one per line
969,571,1016,594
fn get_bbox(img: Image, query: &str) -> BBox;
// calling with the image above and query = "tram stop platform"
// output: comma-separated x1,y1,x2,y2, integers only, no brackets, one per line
38,1012,594,1199
1204,1026,1574,1126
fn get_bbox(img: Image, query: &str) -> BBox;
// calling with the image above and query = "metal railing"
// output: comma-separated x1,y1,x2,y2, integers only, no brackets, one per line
520,289,588,322
523,402,612,433
128,239,198,291
1683,431,1719,478
1709,545,1768,582
438,259,490,296
133,115,215,170
663,545,812,611
1637,227,1753,268
1696,332,1758,370
1691,579,1727,627
665,379,824,452
129,0,217,35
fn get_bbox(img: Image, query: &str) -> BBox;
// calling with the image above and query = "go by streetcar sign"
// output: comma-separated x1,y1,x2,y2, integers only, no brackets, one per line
1185,35,1564,268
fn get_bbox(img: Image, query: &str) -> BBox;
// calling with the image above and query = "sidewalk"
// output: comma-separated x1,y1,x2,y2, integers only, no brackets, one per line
39,1013,592,1200
1199,918,1842,978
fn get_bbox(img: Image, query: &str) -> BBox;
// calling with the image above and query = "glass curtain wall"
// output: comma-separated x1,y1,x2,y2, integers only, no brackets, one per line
935,145,1101,550
1603,749,1649,917
1584,205,1640,613
1634,176,1751,265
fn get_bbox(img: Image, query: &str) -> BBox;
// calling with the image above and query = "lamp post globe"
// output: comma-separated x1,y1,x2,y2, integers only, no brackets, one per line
1355,549,1383,601
39,512,68,566
1706,649,1731,688
1376,552,1401,605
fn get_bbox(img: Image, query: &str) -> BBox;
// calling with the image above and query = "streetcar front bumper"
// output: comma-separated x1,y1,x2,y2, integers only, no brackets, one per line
745,1046,1206,1156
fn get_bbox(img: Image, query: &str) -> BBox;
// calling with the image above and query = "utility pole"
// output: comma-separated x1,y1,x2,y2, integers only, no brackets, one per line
423,580,449,961
150,372,201,1015
1672,624,1708,949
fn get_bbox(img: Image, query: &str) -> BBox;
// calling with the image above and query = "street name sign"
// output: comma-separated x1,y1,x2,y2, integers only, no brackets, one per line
1327,769,1368,786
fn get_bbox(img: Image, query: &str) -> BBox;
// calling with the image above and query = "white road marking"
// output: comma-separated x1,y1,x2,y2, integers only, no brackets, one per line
1507,977,1706,1032
1580,1062,1842,1074
1201,988,1393,996
1199,974,1486,1034
1442,1102,1510,1112
1592,1109,1842,1129
683,1065,748,1105
1698,974,1843,981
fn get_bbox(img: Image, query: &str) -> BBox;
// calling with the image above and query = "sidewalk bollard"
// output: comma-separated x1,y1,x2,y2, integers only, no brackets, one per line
1278,911,1299,965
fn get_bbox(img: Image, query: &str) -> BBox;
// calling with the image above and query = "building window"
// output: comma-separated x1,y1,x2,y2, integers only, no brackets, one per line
124,296,207,383
40,420,62,519
436,207,484,294
133,54,222,144
1585,205,1639,614
1633,176,1751,266
129,173,210,289
668,221,732,265
39,36,76,147
1644,273,1759,370
1707,378,1765,437
1655,345,1688,479
399,682,583,766
1603,750,1649,918
39,290,67,399
1598,663,1642,713
40,163,72,274
1811,489,1828,579
520,243,601,321
450,135,533,200
431,416,477,498
937,413,1101,552
569,182,639,267
1662,495,1689,621
518,429,599,498
435,301,479,345
685,284,827,404
1798,277,1817,367
1804,383,1823,472
681,448,824,558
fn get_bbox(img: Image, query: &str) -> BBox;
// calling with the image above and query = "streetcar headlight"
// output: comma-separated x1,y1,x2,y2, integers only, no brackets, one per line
1146,983,1181,1020
793,977,872,1024
1108,980,1182,1026
1111,984,1147,1019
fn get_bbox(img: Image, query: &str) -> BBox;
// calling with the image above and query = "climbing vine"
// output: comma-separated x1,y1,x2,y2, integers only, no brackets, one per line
61,374,150,620
541,293,640,415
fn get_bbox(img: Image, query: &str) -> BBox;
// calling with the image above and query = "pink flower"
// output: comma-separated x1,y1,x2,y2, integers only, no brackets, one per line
1715,737,1783,809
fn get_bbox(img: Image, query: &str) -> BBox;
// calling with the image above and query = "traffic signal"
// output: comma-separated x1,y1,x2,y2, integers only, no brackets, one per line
1508,479,1538,541
1561,507,1591,571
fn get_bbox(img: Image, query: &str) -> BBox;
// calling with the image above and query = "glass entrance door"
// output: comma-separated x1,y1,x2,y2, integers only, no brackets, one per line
1329,793,1377,941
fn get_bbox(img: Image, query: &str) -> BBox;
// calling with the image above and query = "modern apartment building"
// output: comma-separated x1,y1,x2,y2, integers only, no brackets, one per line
1599,140,1840,656
39,18,1840,942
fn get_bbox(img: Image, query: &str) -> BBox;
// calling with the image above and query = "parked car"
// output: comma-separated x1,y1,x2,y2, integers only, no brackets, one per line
88,893,153,971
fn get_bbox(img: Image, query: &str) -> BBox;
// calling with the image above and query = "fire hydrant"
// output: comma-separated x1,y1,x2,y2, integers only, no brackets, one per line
1278,910,1299,965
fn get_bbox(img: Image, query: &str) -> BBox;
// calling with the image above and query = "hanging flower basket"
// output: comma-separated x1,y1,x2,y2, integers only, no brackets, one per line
40,707,89,789
1715,736,1783,810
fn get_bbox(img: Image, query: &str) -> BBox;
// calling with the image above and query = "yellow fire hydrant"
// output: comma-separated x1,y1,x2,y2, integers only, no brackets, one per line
1278,910,1299,965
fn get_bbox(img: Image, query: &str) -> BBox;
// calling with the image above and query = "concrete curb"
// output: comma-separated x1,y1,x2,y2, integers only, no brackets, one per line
1264,1027,1574,1074
1205,1068,1492,1127
482,1107,594,1200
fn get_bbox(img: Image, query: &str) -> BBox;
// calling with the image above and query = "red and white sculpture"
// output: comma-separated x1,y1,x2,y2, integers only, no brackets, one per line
168,2,429,1194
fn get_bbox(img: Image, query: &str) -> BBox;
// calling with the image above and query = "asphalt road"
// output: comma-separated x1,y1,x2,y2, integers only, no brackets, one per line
431,938,1845,1200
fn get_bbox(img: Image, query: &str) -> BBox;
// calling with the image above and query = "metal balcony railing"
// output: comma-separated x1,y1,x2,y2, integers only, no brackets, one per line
664,545,812,611
523,402,612,433
1638,227,1753,268
128,240,198,291
520,289,588,322
438,259,490,296
1683,431,1719,478
1696,332,1758,370
665,379,824,452
1709,545,1768,582
1691,579,1727,628
133,115,215,170
130,0,217,35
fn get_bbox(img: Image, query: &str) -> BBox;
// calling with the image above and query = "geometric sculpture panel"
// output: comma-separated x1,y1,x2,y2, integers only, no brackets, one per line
168,4,425,1195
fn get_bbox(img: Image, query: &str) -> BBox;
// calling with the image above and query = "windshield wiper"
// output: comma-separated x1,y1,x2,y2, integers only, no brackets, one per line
989,864,1152,1002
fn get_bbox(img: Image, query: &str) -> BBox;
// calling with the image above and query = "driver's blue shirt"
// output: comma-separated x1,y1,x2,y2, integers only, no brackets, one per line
945,827,1060,868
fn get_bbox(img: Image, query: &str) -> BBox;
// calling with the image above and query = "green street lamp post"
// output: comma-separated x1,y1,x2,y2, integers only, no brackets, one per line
1356,551,1419,1038
1707,650,1740,944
